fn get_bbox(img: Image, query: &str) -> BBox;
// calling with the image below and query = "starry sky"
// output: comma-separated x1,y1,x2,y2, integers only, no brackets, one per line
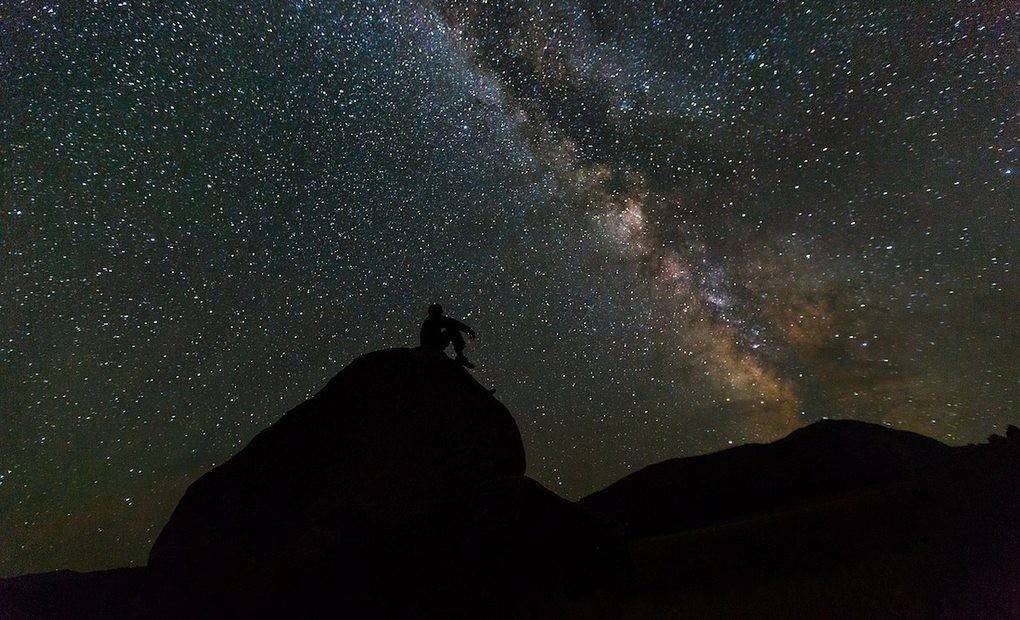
1,0,1016,577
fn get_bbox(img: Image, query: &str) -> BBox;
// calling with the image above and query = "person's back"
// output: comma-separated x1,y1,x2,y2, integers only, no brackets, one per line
419,313,447,351
419,303,476,368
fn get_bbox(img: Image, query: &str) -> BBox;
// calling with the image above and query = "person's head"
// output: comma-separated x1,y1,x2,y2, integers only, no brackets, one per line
427,303,443,318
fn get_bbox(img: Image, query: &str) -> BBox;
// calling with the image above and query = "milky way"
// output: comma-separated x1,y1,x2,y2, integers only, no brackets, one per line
1,0,1016,576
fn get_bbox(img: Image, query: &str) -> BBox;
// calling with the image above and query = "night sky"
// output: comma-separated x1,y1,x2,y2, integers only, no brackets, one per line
1,0,1016,577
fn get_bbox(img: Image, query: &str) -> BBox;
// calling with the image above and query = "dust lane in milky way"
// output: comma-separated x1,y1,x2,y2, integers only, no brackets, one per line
1,0,1016,576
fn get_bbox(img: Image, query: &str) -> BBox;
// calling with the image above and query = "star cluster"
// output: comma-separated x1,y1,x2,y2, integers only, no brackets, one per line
1,0,1016,576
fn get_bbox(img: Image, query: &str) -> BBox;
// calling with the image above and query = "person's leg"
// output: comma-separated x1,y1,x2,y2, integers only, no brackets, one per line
449,330,466,355
446,330,474,368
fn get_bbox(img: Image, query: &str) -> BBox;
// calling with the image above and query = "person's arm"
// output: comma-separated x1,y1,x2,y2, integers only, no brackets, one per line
444,317,476,339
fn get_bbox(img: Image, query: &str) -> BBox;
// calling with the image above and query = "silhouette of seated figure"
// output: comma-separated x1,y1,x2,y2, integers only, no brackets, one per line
420,303,476,368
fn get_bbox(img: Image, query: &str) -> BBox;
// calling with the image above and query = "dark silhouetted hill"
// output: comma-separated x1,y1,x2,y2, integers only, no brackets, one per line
2,350,1017,618
580,418,956,538
620,427,1020,617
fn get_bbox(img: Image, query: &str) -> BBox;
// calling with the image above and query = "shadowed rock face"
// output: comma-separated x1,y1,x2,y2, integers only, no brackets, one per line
150,348,527,571
581,419,956,538
142,348,625,615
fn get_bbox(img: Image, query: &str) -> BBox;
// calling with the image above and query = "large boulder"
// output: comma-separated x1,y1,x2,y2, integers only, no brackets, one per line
147,348,622,615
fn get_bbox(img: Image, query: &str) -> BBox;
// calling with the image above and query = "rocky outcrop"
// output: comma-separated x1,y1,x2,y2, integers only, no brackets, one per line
145,347,622,616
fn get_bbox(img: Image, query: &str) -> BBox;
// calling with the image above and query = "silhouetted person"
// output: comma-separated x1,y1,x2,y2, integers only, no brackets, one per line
420,303,476,368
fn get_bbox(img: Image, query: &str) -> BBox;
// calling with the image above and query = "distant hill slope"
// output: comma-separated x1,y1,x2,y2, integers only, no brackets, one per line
621,433,1020,617
581,419,956,538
